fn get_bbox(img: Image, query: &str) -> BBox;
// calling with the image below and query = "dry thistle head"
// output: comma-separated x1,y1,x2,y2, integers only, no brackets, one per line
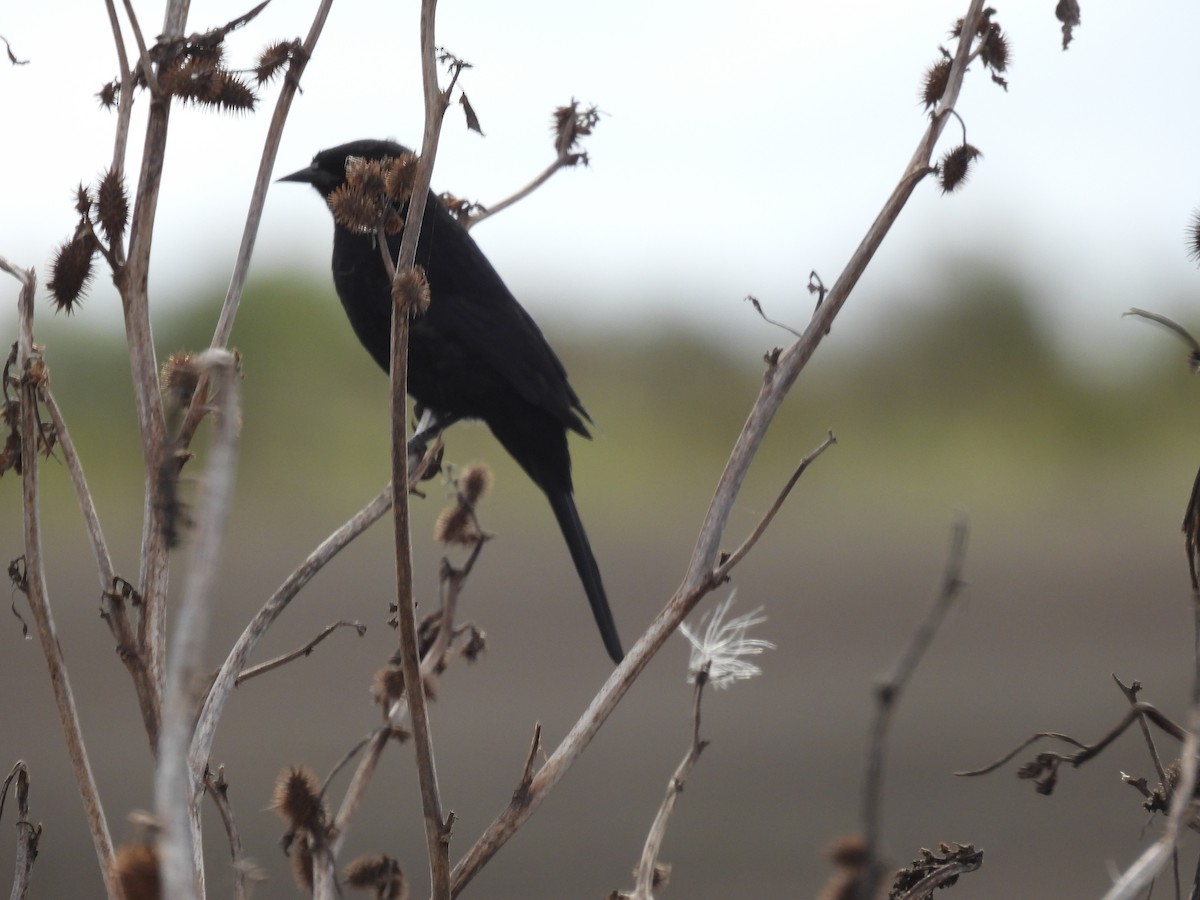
97,80,120,109
1187,209,1200,265
255,40,297,85
433,502,480,546
372,665,406,708
160,57,256,112
385,153,418,205
938,143,983,193
344,854,409,899
979,22,1010,72
328,157,396,234
552,98,600,164
47,229,98,314
392,267,431,315
272,765,326,834
112,842,161,900
459,463,493,506
921,58,951,110
97,167,129,244
161,351,201,410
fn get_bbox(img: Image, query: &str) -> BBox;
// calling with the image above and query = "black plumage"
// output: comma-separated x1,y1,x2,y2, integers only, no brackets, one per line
281,139,623,664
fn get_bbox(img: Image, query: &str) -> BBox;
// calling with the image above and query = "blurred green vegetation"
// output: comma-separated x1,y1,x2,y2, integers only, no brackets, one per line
4,264,1200,541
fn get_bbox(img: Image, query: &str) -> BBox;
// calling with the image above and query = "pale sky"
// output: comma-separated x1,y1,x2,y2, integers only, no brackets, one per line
3,2,1199,370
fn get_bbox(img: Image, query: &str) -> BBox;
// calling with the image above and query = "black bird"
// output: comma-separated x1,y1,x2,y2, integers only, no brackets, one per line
281,139,624,664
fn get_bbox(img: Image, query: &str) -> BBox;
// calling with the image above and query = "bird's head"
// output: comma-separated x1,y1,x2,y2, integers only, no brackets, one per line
278,139,413,198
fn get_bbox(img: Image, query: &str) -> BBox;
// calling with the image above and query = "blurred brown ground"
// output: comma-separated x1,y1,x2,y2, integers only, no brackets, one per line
2,268,1199,898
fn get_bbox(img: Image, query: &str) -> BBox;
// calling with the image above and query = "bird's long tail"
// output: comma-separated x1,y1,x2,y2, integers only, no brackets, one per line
546,490,624,664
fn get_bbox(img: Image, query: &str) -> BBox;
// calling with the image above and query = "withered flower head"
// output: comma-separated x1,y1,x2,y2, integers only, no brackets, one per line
255,40,296,85
346,156,388,198
272,765,325,834
161,351,200,409
97,167,129,243
97,80,120,110
458,463,493,506
112,842,161,900
552,99,599,162
921,58,952,110
938,143,983,194
392,267,430,315
345,853,409,899
433,502,480,546
385,153,418,205
328,181,386,234
372,665,406,708
47,230,98,314
160,58,256,112
979,23,1010,72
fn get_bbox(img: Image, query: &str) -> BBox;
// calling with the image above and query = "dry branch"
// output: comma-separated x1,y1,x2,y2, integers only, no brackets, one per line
3,257,119,895
450,3,989,891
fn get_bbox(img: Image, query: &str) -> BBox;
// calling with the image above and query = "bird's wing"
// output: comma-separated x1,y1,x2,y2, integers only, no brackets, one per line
398,197,592,435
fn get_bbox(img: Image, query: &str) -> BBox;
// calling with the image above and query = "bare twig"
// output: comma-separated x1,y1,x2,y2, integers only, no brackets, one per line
711,431,836,583
629,671,710,899
388,4,460,898
957,704,1184,780
155,350,240,900
464,100,598,231
37,389,114,588
235,620,367,685
3,258,119,896
329,727,392,856
208,0,336,360
450,4,989,891
120,0,196,752
420,536,487,677
514,724,543,798
204,767,253,900
1099,592,1200,900
859,516,968,899
1113,675,1168,790
190,485,392,778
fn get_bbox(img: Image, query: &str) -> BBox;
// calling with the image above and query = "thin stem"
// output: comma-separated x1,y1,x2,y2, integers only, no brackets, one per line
209,0,336,353
37,389,114,588
631,674,709,898
234,621,366,686
390,2,456,897
190,486,392,778
3,258,119,897
464,157,563,232
711,431,836,583
1099,594,1200,900
449,4,986,891
859,516,968,899
155,351,240,900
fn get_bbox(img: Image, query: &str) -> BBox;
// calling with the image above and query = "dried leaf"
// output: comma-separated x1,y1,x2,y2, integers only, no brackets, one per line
459,92,484,135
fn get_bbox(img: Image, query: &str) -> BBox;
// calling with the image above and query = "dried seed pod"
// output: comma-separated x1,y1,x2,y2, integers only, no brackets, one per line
97,168,129,243
391,267,430,316
938,143,982,193
47,230,98,313
921,58,952,110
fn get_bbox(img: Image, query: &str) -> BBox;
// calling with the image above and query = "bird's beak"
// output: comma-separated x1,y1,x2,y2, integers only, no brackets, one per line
277,164,317,184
